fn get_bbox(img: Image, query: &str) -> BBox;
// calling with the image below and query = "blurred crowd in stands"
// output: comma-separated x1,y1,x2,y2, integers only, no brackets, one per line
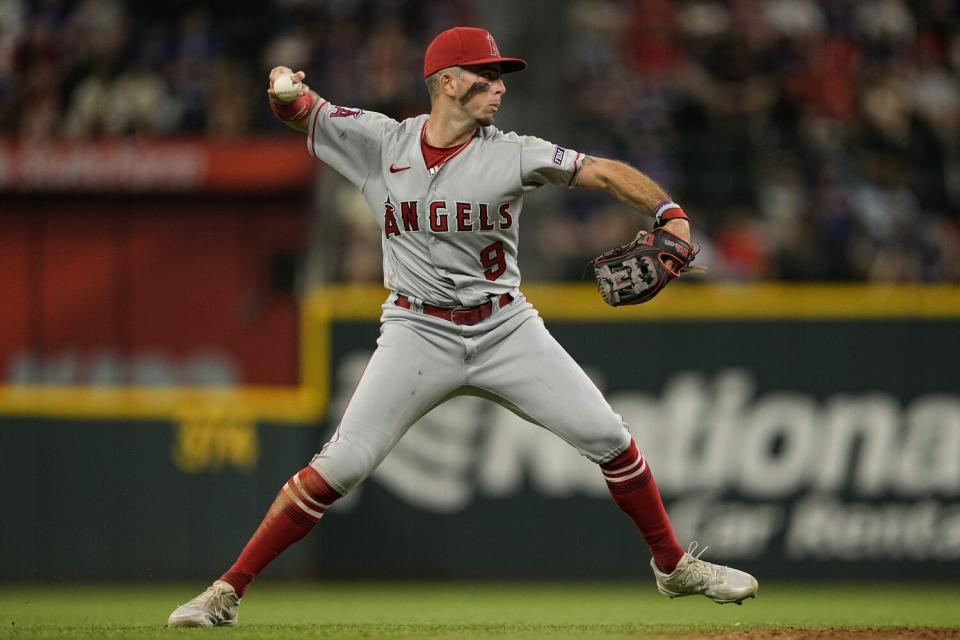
561,0,960,282
2,0,958,282
0,0,468,138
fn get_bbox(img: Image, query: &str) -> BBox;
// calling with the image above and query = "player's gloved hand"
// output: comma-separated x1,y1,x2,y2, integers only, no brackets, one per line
590,225,702,307
661,218,690,272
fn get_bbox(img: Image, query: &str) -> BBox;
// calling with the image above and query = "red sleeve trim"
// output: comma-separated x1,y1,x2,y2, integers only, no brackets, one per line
567,152,584,186
307,99,329,159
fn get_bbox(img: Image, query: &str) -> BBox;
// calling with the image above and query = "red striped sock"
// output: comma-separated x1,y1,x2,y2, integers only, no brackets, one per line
602,440,685,574
219,467,340,597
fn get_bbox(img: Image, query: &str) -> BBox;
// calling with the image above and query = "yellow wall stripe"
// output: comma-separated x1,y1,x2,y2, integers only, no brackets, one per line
0,385,318,422
304,283,960,321
524,283,960,320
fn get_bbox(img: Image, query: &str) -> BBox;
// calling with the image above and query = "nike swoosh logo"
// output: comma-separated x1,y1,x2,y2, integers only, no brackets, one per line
389,164,411,173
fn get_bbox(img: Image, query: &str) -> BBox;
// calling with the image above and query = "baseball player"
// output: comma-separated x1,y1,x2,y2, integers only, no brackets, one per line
167,26,757,628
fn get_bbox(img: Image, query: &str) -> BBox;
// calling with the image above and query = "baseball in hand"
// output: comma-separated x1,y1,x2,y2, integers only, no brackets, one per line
272,74,302,103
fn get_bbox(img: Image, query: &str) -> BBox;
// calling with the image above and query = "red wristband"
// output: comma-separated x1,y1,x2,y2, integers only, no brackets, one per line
653,200,688,228
270,93,316,122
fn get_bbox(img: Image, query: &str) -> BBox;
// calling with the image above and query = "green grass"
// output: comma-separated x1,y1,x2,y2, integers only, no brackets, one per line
1,582,958,639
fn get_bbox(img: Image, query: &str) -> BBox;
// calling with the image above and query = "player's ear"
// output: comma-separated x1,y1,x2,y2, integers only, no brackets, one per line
439,67,460,98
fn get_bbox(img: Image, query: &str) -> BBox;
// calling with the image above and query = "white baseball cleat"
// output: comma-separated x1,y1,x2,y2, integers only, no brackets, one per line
651,543,758,605
166,580,240,627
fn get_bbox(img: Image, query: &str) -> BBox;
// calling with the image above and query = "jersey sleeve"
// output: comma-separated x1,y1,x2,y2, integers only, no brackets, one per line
305,99,399,190
518,135,585,189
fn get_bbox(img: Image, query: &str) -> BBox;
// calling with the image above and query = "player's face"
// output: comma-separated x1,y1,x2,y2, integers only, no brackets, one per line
457,64,505,126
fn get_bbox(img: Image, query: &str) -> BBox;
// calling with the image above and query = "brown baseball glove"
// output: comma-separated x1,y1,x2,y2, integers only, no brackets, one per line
590,227,701,306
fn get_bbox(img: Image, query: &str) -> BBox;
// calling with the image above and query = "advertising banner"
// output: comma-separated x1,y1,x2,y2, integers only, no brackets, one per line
0,138,312,193
310,316,960,580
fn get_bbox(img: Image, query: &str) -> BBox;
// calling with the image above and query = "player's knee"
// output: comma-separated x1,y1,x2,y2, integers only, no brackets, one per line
578,417,632,464
308,457,364,497
308,440,381,497
297,466,342,505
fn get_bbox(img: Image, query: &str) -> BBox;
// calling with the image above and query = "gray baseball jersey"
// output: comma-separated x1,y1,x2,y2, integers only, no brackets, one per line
304,98,630,496
306,101,585,306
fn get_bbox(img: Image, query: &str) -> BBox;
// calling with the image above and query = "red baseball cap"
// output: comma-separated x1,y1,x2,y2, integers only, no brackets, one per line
423,27,527,79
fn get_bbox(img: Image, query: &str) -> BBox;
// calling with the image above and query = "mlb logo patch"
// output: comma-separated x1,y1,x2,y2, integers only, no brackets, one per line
553,146,566,166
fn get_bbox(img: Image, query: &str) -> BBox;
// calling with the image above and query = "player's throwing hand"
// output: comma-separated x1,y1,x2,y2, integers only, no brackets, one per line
267,67,309,103
266,66,315,131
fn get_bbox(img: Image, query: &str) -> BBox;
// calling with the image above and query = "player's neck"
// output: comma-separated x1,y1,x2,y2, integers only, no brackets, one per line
424,110,478,149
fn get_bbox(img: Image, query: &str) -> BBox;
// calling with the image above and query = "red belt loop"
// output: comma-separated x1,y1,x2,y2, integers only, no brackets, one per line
395,293,513,326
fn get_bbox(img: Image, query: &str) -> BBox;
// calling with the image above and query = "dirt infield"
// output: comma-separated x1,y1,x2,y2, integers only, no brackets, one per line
675,630,960,640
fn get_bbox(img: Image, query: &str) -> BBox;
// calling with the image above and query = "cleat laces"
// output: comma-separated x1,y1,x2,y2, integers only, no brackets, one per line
676,542,726,590
189,582,236,622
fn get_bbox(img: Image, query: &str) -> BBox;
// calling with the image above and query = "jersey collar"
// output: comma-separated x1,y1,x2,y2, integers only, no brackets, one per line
419,119,480,176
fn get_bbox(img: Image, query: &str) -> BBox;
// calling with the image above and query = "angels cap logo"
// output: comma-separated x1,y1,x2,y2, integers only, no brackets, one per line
487,33,500,56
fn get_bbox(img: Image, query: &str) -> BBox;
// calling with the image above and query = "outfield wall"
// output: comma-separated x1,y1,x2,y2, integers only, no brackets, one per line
2,285,959,581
